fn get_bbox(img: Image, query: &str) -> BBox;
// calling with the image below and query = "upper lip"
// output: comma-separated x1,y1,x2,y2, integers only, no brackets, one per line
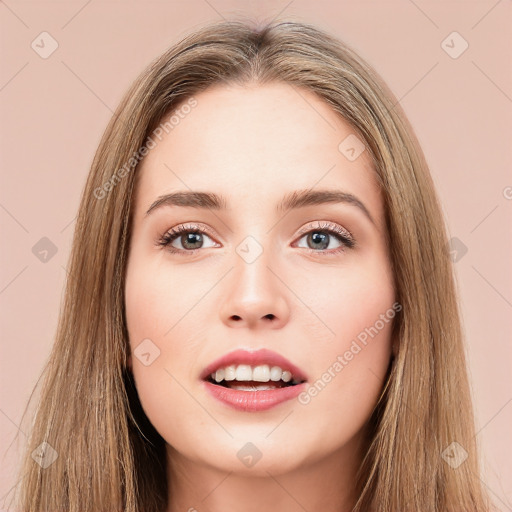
200,348,308,382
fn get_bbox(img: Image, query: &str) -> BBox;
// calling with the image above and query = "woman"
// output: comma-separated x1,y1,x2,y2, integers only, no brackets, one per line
14,19,493,512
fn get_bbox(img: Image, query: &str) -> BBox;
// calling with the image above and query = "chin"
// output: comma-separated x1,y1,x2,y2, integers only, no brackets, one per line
175,437,308,476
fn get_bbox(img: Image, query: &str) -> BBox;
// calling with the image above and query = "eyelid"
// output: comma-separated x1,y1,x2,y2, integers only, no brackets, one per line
296,220,353,240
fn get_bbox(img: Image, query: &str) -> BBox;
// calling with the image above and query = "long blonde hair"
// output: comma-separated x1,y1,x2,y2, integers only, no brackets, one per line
12,19,493,511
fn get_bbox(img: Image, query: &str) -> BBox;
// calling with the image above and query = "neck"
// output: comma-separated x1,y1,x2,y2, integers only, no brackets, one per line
165,431,365,512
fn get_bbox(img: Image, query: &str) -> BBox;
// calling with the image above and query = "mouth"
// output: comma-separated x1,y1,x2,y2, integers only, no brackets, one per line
200,348,308,398
205,365,305,391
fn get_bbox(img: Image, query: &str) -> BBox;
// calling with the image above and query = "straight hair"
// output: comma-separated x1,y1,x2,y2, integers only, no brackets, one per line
13,19,493,511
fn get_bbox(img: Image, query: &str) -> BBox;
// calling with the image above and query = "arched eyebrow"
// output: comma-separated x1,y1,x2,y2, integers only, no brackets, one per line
145,188,375,226
277,189,375,226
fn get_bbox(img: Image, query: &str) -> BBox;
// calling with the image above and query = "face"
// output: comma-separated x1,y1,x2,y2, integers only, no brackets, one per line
124,82,396,477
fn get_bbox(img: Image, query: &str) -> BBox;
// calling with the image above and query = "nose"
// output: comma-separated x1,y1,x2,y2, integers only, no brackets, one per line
219,250,290,330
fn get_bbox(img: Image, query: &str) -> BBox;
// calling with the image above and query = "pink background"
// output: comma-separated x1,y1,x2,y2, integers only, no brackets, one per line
1,1,511,509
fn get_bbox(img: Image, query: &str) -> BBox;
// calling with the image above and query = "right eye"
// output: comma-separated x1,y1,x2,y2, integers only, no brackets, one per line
157,223,219,254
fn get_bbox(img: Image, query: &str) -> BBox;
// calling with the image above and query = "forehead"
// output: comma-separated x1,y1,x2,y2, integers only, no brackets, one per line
134,82,383,225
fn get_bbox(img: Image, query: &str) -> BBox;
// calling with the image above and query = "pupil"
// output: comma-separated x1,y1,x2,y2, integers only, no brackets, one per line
310,232,328,250
183,233,202,249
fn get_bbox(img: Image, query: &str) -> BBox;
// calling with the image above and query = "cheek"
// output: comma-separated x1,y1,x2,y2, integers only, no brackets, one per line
125,269,169,341
124,250,201,343
297,257,395,421
301,250,395,344
124,255,203,446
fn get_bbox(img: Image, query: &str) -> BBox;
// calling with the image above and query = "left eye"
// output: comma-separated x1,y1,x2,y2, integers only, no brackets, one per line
293,221,355,254
295,231,347,251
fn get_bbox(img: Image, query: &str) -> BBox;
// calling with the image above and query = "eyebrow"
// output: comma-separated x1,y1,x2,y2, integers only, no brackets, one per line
145,189,375,226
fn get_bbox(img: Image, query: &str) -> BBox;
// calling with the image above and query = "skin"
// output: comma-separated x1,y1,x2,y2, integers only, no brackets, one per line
125,82,396,512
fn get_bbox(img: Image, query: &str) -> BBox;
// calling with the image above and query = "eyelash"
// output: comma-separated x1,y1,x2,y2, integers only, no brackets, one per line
156,221,356,257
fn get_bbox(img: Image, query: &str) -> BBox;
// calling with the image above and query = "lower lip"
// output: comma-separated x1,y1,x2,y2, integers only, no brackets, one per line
203,380,307,412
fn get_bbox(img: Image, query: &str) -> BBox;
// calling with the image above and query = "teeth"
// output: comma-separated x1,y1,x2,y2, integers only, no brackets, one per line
224,365,236,381
235,364,253,381
210,364,297,384
228,384,277,391
253,365,270,382
214,368,225,383
269,366,282,381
